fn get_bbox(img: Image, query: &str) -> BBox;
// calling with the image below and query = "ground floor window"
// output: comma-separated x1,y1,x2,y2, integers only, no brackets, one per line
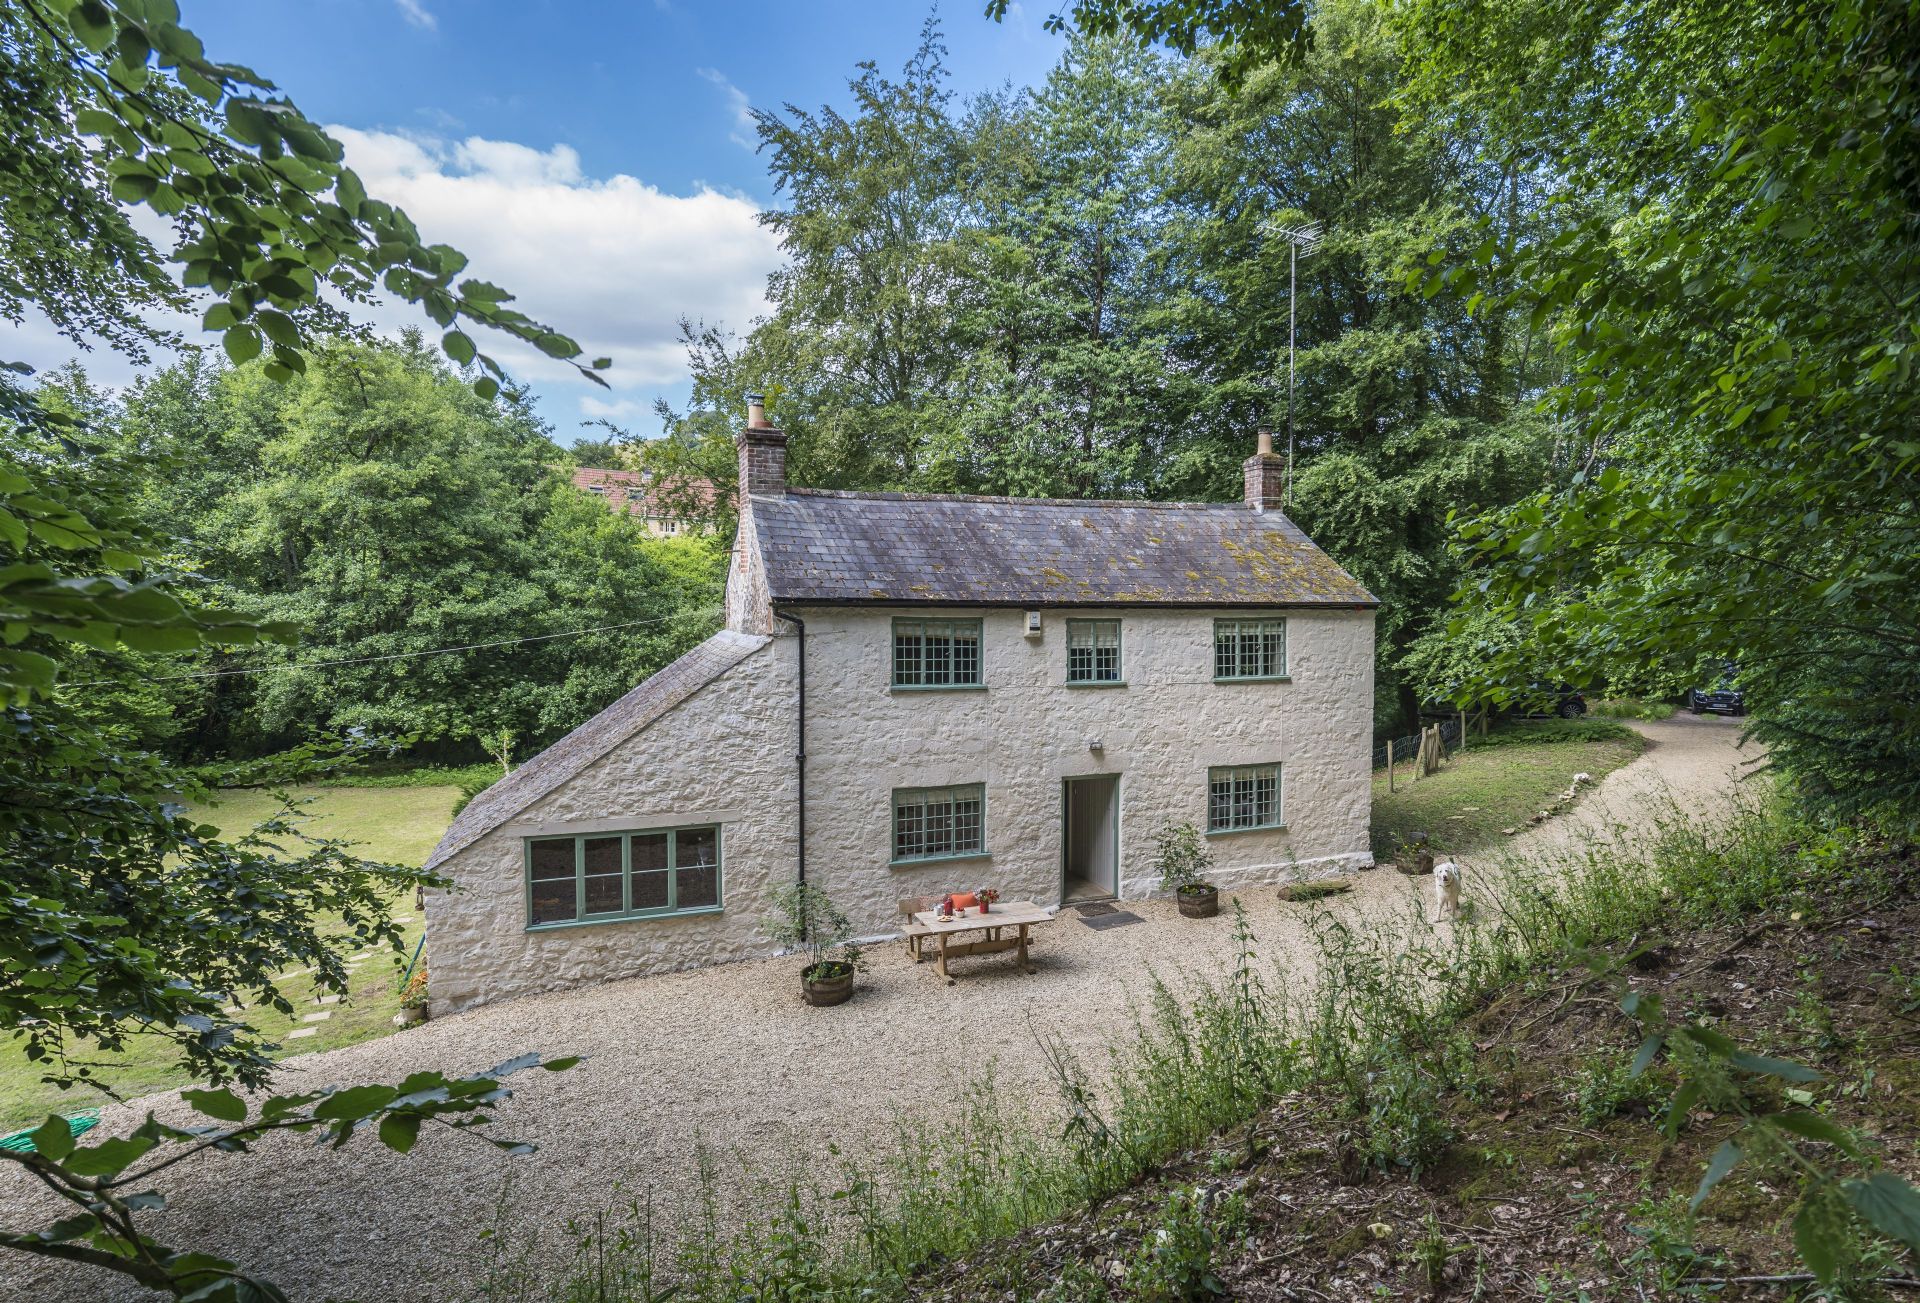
526,825,721,927
1207,764,1283,833
892,784,986,863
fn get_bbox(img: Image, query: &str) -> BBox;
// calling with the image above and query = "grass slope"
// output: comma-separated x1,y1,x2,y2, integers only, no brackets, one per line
1371,718,1646,861
910,819,1919,1301
0,784,458,1130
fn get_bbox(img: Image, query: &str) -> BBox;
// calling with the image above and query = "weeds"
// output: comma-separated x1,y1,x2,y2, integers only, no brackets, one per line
482,789,1910,1301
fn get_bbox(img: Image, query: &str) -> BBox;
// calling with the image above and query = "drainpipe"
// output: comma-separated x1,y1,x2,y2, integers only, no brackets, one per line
774,608,807,931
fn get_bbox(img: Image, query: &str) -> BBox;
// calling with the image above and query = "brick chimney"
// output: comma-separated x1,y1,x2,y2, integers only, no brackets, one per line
737,392,787,500
1243,426,1287,513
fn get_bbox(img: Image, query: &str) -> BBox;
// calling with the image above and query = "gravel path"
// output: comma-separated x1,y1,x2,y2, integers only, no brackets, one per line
0,715,1758,1302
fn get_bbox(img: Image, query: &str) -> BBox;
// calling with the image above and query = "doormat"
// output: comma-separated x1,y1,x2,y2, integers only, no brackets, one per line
1080,910,1145,931
1073,900,1118,916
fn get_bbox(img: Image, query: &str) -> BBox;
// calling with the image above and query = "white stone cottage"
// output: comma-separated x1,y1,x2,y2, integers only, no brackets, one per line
424,400,1378,1013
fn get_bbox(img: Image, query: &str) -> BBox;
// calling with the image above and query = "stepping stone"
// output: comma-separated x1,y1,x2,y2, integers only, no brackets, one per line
314,995,340,1006
392,915,415,924
282,967,312,979
302,1011,331,1023
286,1028,317,1040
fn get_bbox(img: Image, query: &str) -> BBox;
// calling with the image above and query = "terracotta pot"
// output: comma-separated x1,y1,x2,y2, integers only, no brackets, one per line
801,963,854,1007
1178,884,1220,919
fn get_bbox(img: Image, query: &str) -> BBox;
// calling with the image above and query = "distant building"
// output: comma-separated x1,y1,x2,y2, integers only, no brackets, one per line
571,466,716,537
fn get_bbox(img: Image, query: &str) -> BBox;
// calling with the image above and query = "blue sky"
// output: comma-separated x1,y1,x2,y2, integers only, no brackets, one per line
19,1,1067,443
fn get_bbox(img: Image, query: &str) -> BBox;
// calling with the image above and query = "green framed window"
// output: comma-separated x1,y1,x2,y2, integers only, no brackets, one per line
1066,618,1122,684
1207,764,1283,833
892,784,986,863
892,618,983,688
525,825,721,928
1213,618,1288,681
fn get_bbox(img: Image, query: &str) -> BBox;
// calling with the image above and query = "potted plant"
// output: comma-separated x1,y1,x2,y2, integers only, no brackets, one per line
1154,821,1218,919
766,883,867,1007
392,963,429,1027
976,887,1000,915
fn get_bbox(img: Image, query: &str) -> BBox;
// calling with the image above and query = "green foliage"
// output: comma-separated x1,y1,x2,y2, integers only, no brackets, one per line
655,5,1564,732
0,705,437,1094
0,1053,576,1300
763,883,864,980
1472,718,1637,749
1398,0,1920,829
1123,1185,1245,1301
1591,698,1677,722
76,337,723,759
0,0,604,396
1151,820,1214,893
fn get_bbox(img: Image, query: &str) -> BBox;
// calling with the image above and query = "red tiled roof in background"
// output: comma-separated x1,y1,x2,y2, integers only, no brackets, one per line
571,466,717,521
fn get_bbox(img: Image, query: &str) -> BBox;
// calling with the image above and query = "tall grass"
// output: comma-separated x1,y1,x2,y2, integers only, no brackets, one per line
475,786,1861,1303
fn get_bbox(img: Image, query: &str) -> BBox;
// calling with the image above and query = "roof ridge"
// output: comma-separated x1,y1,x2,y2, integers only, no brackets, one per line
780,487,1240,511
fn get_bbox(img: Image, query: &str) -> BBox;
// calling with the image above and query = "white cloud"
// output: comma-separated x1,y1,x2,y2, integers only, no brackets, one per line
394,0,437,31
7,129,781,434
329,126,781,411
697,68,757,151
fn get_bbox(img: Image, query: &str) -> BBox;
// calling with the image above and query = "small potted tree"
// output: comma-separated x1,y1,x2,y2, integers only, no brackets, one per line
1154,821,1218,919
766,883,867,1007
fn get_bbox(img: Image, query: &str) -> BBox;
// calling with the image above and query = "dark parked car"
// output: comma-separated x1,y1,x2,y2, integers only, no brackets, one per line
1688,665,1746,716
1520,682,1587,719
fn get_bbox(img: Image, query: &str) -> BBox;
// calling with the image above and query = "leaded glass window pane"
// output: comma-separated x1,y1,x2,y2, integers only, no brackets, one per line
892,785,986,861
1206,764,1284,832
1067,619,1122,683
892,620,983,687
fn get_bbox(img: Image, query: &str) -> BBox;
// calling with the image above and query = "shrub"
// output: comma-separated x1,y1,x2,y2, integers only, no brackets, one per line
763,883,864,980
1152,821,1214,894
1474,718,1638,749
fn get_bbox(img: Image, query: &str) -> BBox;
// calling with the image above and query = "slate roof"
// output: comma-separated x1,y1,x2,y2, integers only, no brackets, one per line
749,489,1376,608
424,630,770,869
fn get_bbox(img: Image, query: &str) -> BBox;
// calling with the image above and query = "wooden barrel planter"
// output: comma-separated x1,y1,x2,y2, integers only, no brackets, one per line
1177,884,1220,918
801,963,855,1007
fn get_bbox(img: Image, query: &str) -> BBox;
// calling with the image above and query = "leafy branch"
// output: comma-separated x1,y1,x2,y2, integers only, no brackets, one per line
0,1054,579,1302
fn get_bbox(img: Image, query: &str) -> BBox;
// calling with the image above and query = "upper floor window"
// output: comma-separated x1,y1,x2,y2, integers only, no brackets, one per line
1066,618,1123,684
893,618,983,688
526,825,721,928
1207,764,1283,833
1213,618,1288,681
892,784,986,863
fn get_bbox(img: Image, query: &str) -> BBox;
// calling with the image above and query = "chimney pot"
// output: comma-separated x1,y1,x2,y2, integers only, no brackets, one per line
1243,424,1287,513
737,392,787,500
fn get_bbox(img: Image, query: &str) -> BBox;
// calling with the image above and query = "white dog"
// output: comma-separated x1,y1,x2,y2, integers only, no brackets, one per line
1434,860,1462,919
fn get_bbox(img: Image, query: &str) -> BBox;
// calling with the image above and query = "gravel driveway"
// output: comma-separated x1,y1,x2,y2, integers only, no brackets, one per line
0,715,1757,1302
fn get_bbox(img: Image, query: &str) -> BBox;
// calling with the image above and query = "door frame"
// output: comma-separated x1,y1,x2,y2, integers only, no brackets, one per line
1059,773,1122,901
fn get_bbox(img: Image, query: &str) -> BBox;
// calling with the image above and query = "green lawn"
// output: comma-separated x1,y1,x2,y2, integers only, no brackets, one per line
0,784,460,1131
1369,722,1647,863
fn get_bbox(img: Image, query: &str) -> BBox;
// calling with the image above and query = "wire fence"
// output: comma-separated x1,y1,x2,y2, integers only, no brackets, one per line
1372,716,1463,770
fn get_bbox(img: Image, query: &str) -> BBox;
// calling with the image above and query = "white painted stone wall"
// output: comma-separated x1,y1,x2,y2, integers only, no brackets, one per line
797,606,1376,934
425,636,797,1014
429,604,1374,1014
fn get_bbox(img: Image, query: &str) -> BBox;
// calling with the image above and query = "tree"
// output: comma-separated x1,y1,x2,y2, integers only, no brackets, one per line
0,3,601,1293
1399,0,1920,830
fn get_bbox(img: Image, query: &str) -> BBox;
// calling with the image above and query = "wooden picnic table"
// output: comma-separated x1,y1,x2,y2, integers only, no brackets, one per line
908,900,1053,985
